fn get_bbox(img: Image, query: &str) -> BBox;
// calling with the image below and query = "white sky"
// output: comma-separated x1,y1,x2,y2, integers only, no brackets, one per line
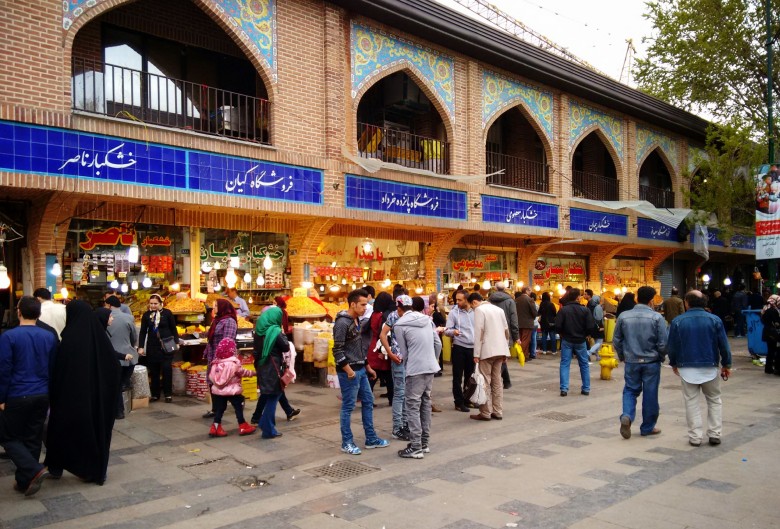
435,0,653,85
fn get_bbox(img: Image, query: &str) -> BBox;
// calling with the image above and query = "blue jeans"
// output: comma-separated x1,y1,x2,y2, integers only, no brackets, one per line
258,393,281,437
540,330,557,353
391,361,406,431
588,338,604,357
530,329,538,358
559,340,590,392
621,362,661,435
337,368,378,446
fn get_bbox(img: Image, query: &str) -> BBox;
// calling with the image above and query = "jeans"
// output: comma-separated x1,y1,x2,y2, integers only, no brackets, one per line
212,394,246,425
733,311,746,337
530,329,538,357
147,357,173,398
621,362,661,435
338,368,378,446
391,361,407,431
451,344,475,407
588,338,604,357
252,392,294,423
541,329,557,353
681,375,722,442
0,394,48,489
258,393,281,437
404,373,433,450
559,340,590,393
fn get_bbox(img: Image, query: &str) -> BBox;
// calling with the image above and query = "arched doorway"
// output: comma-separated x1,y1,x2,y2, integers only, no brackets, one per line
70,0,271,144
572,131,619,200
485,107,549,193
639,149,674,207
356,71,449,174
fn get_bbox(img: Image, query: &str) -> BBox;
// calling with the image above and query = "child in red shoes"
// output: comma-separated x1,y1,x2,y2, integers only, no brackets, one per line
208,338,256,437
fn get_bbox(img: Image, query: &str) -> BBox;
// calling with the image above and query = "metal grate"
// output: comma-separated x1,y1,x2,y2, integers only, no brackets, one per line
535,411,585,422
306,460,380,482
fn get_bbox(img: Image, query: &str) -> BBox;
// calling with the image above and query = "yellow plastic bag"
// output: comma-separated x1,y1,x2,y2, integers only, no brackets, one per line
513,343,524,366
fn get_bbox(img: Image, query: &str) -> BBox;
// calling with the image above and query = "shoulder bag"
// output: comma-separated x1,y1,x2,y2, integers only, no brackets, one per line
272,357,295,390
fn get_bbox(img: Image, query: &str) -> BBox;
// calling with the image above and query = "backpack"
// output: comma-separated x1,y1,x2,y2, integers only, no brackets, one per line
209,359,236,389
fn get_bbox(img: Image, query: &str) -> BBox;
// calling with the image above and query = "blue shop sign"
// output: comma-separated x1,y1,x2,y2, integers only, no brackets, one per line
481,195,558,229
637,218,678,242
691,226,725,247
569,208,627,236
0,120,323,205
345,174,467,220
692,227,755,250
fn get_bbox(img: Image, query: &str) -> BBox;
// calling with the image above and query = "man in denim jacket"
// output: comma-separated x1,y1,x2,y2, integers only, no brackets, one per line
667,290,732,447
613,286,667,439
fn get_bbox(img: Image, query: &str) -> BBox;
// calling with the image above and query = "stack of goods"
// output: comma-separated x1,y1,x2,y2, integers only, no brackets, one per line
321,301,347,320
236,316,254,329
168,297,206,314
185,365,209,400
240,355,257,401
293,321,333,361
286,296,327,317
246,303,265,316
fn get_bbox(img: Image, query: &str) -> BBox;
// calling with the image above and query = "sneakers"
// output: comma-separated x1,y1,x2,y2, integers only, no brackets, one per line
287,408,301,421
709,437,721,446
164,396,173,403
421,443,430,453
620,415,631,439
640,428,662,437
560,391,567,397
365,438,389,449
208,423,227,438
398,445,424,459
431,404,442,413
341,443,362,455
202,410,215,419
238,422,256,436
392,428,411,441
689,439,701,447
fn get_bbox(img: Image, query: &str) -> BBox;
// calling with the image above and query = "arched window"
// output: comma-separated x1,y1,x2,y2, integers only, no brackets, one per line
572,131,618,200
485,107,549,193
639,149,674,207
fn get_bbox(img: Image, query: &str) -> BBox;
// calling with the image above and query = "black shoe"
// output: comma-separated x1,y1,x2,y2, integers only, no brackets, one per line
379,393,389,398
287,408,301,421
164,396,172,403
455,404,470,412
24,468,49,497
434,370,443,377
708,437,721,446
250,418,258,425
581,390,590,396
503,382,512,390
560,391,567,397
115,411,125,420
202,410,216,419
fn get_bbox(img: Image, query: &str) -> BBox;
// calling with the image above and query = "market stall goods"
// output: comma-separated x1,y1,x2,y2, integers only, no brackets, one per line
167,297,207,314
237,316,254,329
286,296,327,317
321,301,347,320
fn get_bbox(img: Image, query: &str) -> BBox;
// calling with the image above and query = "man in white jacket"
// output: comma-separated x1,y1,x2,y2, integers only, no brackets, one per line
470,292,510,421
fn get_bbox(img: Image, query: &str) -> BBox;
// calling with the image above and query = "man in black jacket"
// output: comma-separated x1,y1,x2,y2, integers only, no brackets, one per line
488,282,518,389
554,288,595,397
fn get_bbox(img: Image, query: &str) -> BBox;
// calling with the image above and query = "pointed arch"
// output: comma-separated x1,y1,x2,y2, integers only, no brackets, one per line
571,126,624,177
483,101,554,167
637,144,676,182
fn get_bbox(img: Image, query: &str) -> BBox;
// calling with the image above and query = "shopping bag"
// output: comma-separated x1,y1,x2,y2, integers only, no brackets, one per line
513,342,525,366
467,371,488,406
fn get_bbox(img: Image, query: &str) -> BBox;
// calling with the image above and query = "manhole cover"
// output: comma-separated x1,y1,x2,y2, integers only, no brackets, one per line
305,460,380,482
535,411,585,422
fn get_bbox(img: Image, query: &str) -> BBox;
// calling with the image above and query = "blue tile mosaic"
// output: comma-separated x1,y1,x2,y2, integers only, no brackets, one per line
481,195,558,229
0,120,323,206
637,218,678,242
345,174,466,220
570,208,627,236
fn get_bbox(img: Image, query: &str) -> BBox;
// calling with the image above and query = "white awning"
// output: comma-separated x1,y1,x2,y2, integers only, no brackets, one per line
570,198,691,228
342,147,497,182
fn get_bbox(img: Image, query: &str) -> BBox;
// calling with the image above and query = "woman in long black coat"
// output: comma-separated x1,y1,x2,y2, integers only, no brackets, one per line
253,307,290,439
138,294,179,402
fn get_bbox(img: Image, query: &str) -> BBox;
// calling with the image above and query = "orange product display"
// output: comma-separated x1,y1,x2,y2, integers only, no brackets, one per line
141,254,174,273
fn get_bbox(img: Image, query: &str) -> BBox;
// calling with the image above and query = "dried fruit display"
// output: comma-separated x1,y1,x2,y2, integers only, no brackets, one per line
167,297,206,314
286,296,327,317
237,316,254,329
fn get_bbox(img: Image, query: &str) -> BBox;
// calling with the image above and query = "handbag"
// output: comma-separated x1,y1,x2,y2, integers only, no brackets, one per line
272,358,295,390
159,333,179,354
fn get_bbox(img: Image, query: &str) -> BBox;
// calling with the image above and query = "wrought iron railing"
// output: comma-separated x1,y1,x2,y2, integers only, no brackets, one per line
486,151,548,193
639,184,675,208
71,57,270,144
356,122,450,174
572,170,619,201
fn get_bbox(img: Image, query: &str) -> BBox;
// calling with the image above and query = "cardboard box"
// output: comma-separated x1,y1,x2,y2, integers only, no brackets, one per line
131,397,149,410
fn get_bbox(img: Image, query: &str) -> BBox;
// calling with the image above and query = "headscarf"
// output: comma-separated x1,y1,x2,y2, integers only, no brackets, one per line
275,296,289,333
274,296,287,309
215,337,238,360
254,306,283,366
95,307,112,329
762,294,780,315
148,294,164,329
209,298,237,342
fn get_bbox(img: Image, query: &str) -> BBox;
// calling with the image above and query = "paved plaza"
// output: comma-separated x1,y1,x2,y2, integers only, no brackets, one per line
2,338,778,529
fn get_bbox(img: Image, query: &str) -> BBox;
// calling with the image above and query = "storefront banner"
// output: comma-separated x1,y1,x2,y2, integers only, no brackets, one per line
448,249,515,273
756,164,779,259
314,237,420,264
729,232,756,250
690,226,724,247
345,174,467,220
637,218,678,242
0,120,323,205
569,208,627,236
480,195,558,229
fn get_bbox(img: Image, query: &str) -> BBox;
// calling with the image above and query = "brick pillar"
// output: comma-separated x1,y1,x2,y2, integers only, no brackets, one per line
588,244,633,288
26,194,79,289
517,244,555,287
646,248,680,283
287,218,336,287
424,230,469,289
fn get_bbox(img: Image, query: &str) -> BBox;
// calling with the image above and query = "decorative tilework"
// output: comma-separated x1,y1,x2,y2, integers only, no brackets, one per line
351,22,455,118
0,120,322,205
569,208,627,236
637,218,678,242
345,174,466,220
210,0,277,83
481,195,558,229
482,71,553,142
569,101,623,161
636,126,678,171
62,0,107,31
688,144,708,174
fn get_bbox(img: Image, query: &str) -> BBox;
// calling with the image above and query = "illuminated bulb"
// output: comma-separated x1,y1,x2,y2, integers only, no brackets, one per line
437,293,445,300
120,283,128,293
214,283,221,291
776,282,780,289
331,261,337,267
170,282,180,292
131,280,139,290
248,296,253,304
0,264,10,289
613,288,621,295
382,278,391,288
243,272,252,284
201,262,212,273
263,254,273,270
701,274,711,283
414,287,423,294
341,277,347,285
362,239,373,253
256,275,265,287
534,285,541,292
556,283,563,290
110,279,119,289
60,287,69,299
128,244,139,264
301,281,314,289
558,288,566,296
352,283,356,290
517,281,524,288
225,267,238,288
481,279,491,290
230,256,240,268
329,284,341,292
142,277,152,288
213,261,221,270
723,277,732,286
621,286,627,293
51,260,62,277
319,285,325,292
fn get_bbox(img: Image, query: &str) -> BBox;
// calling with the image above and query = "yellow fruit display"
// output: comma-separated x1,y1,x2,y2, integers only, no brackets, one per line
237,316,254,329
167,297,206,314
286,296,327,317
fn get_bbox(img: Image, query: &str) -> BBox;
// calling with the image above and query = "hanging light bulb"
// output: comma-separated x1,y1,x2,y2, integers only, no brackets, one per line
256,274,265,287
362,238,373,253
243,272,252,284
214,283,221,291
248,296,254,304
556,283,563,290
120,283,129,293
613,288,621,296
142,277,152,288
51,260,62,277
319,285,325,292
533,284,541,292
415,286,423,294
352,283,357,290
382,278,391,288
170,282,181,292
110,279,119,289
230,256,240,269
329,284,341,292
341,277,347,285
225,267,238,288
701,274,711,283
517,281,524,288
128,243,139,264
131,280,139,290
558,288,566,296
0,264,10,289
481,279,491,290
621,286,628,293
201,262,212,273
263,253,273,270
723,277,732,286
60,287,69,299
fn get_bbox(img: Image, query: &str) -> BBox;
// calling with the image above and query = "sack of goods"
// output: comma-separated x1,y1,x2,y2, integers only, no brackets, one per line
464,371,488,406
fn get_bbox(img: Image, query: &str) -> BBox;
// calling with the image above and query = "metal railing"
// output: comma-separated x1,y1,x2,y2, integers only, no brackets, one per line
639,184,675,208
486,151,548,193
356,122,450,174
572,170,619,201
71,57,270,144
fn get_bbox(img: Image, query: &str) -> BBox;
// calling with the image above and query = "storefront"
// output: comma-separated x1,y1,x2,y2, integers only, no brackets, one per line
531,254,588,297
443,248,517,294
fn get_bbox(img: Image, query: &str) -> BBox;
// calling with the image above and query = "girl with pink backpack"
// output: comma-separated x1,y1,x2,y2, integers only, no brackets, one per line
208,338,256,437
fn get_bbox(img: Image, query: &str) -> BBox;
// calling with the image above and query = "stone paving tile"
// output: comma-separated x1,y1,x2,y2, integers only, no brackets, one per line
687,478,739,494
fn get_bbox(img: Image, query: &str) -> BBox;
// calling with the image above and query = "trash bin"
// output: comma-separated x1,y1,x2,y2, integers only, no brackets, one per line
744,309,767,356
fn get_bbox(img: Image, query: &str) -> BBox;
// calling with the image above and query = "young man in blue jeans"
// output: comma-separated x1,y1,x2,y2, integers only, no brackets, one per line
554,288,595,397
333,288,389,455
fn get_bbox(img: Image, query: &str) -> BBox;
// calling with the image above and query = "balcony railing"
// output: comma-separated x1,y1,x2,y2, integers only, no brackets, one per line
356,122,450,174
639,184,675,208
486,151,548,193
71,57,270,144
572,170,619,201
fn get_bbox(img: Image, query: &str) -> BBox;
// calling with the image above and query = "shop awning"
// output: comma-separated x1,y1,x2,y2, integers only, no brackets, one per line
570,198,691,228
342,147,496,182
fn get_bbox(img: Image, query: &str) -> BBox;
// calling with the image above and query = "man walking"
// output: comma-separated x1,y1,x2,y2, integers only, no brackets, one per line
105,295,138,419
488,281,518,388
470,293,510,421
0,296,58,496
661,286,685,326
444,290,475,412
514,286,538,361
612,286,667,439
333,288,389,455
555,288,595,397
667,290,732,447
34,287,66,338
584,290,604,359
393,296,442,458
730,284,748,337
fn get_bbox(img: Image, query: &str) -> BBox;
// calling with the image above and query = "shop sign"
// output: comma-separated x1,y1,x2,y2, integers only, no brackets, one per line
141,235,172,248
79,223,136,250
531,257,586,281
199,242,285,262
690,227,725,247
570,208,627,236
0,121,323,205
636,218,678,242
452,259,485,272
690,227,755,250
345,174,467,220
481,195,559,229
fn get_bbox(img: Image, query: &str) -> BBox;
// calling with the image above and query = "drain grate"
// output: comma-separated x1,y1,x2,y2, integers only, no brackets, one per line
305,460,380,482
535,411,585,422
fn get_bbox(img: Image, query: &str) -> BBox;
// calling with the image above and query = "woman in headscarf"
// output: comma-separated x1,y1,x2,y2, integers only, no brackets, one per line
45,300,121,485
201,299,238,418
367,292,394,405
95,308,135,419
138,294,179,402
761,294,780,375
274,296,291,336
615,292,636,320
252,307,290,439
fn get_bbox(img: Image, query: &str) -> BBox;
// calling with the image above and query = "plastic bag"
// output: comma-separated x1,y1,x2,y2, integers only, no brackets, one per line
467,371,488,406
513,342,525,366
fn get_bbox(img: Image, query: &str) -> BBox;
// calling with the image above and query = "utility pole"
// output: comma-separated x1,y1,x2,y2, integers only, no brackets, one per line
768,0,775,164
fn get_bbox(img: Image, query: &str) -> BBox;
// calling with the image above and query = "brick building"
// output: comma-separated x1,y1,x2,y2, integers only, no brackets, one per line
0,0,756,313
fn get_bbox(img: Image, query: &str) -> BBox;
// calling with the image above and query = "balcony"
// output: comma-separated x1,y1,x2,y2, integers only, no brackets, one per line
486,151,548,193
356,122,450,175
639,184,675,208
71,57,270,144
572,170,619,201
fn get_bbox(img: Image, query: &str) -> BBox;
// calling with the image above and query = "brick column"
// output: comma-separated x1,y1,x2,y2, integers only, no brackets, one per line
424,230,469,289
287,218,336,287
646,248,680,282
26,193,79,289
588,244,633,288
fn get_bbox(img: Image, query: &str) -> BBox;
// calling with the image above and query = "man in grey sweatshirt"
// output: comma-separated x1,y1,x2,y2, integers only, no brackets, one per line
393,295,442,459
